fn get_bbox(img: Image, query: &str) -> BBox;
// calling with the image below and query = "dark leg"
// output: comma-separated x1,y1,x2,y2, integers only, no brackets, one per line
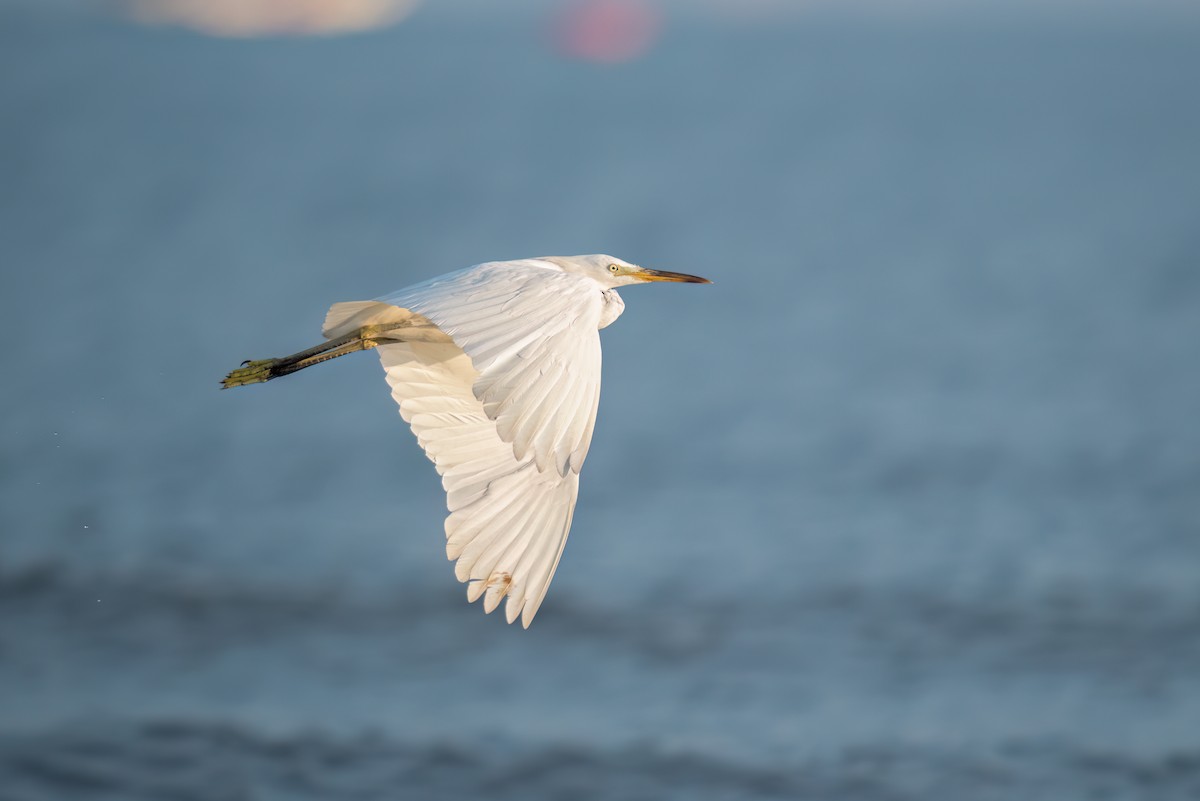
221,324,398,389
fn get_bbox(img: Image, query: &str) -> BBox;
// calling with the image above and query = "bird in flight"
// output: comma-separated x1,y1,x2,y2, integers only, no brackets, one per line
222,255,710,627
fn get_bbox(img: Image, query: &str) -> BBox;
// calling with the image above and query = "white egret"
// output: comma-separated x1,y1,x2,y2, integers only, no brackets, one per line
223,255,710,627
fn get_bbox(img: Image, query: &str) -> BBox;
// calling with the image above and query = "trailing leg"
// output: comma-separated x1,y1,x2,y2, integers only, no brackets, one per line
221,324,397,389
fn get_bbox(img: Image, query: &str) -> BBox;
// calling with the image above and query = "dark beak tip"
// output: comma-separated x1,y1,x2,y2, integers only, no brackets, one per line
655,270,713,284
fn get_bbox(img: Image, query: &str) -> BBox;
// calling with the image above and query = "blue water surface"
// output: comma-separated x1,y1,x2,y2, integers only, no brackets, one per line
2,3,1199,799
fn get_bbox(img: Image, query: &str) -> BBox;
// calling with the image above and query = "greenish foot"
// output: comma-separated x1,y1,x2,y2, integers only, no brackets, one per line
221,358,281,389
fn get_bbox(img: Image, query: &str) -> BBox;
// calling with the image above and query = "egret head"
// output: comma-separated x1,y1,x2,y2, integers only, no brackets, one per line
543,254,712,289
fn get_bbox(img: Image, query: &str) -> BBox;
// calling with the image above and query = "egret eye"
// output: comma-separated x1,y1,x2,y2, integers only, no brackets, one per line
608,264,620,273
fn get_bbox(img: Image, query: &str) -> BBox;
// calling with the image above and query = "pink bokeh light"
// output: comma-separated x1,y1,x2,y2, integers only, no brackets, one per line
551,0,663,64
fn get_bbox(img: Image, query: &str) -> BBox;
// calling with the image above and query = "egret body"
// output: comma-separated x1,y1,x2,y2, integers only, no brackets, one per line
223,255,710,627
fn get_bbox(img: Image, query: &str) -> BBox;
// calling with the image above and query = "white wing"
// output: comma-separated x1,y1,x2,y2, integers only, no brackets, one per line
328,261,604,627
382,261,604,476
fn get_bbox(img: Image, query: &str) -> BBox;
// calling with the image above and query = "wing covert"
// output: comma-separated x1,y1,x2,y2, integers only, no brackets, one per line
378,261,604,476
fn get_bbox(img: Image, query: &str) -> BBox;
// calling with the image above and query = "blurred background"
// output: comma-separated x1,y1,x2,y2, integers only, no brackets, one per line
2,0,1199,798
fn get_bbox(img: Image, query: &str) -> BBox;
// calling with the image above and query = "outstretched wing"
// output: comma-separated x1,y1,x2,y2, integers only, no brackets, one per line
376,342,578,627
329,261,604,627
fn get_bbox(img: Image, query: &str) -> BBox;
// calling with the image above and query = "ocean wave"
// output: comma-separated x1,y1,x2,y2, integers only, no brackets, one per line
5,561,1198,678
3,720,1199,801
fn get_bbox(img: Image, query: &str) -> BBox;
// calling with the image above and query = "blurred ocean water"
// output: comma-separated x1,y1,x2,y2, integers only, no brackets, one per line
2,2,1199,799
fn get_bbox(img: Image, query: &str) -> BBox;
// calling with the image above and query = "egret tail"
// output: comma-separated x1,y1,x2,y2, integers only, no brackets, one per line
221,325,392,389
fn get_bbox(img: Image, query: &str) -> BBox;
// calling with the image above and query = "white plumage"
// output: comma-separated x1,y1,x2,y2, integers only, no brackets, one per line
226,254,710,627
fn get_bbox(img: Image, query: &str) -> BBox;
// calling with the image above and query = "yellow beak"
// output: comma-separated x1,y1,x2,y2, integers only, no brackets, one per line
635,267,712,284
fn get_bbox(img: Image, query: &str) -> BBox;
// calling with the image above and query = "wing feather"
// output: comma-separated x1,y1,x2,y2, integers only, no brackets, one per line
373,300,595,627
378,261,603,476
519,500,576,627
